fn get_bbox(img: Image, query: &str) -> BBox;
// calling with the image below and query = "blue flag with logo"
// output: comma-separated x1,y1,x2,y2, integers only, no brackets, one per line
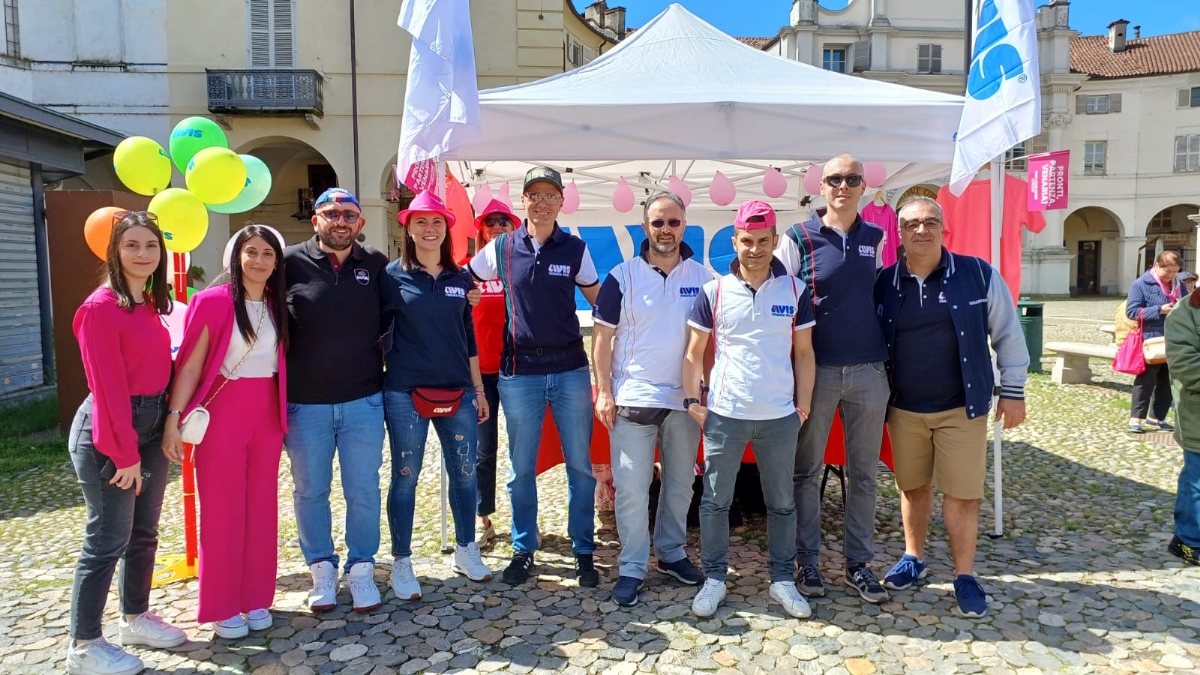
949,0,1041,196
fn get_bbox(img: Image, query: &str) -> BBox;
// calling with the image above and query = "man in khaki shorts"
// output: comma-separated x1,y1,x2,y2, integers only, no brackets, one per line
872,196,1028,619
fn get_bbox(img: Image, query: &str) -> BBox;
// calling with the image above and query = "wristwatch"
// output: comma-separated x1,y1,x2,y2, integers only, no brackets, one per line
683,398,701,409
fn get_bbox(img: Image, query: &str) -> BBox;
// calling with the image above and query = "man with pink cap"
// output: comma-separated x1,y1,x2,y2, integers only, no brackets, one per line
682,200,817,619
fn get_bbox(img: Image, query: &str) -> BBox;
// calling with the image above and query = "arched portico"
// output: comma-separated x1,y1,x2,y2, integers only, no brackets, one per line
1064,206,1124,295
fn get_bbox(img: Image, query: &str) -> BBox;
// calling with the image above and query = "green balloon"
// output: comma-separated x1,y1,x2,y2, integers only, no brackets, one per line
186,286,199,301
208,155,273,214
168,117,228,174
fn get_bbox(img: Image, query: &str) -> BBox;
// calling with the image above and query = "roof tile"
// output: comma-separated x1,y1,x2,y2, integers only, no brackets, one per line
1071,31,1200,79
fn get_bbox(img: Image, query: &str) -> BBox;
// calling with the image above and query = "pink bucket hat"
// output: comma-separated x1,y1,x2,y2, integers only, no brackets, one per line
473,199,521,231
398,190,456,228
735,200,777,230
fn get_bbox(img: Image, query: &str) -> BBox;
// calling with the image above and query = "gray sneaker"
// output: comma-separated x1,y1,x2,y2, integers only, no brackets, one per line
796,564,826,597
845,564,889,604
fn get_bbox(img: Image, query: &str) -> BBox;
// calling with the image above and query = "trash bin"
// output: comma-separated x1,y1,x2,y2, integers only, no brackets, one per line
1017,301,1044,373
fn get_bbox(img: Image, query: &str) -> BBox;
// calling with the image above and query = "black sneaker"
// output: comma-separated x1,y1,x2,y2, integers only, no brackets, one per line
575,553,600,587
845,564,889,604
502,552,535,585
612,575,644,606
796,564,826,598
1169,535,1200,565
656,557,704,585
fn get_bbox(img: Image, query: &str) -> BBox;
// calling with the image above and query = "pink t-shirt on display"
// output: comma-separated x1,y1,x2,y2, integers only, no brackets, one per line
862,202,898,268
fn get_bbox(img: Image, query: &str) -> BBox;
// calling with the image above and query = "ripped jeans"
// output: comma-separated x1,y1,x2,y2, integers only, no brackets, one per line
384,390,479,557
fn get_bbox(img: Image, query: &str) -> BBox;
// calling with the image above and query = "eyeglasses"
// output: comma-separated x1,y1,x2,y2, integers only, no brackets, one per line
823,174,864,188
649,219,684,229
317,208,361,223
523,193,563,204
483,215,513,228
112,210,158,226
899,218,943,232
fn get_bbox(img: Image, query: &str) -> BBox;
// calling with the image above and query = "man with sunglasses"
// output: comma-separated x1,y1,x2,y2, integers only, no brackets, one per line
774,154,891,604
592,191,715,606
283,188,390,613
467,166,603,587
874,196,1026,618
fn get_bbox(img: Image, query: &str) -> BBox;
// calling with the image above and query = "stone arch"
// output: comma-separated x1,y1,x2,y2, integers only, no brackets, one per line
228,136,340,247
1145,203,1200,273
1064,206,1125,295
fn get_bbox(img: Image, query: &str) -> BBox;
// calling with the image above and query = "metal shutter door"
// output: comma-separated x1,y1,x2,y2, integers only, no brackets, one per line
0,161,42,394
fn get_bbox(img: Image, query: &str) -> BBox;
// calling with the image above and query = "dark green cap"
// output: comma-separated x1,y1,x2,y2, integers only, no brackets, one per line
523,166,564,193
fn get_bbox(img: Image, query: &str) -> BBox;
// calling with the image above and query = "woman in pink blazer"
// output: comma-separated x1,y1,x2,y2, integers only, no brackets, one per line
163,224,289,639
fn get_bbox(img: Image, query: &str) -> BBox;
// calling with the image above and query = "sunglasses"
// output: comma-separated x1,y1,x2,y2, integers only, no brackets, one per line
824,174,864,188
483,216,513,228
112,210,158,226
649,219,684,229
899,218,943,232
317,208,361,223
524,193,563,204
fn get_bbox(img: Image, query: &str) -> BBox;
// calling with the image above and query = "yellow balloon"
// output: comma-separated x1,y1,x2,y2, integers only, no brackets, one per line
113,136,171,196
185,147,248,205
149,188,209,253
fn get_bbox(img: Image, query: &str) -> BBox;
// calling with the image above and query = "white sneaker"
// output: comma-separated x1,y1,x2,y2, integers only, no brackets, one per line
691,578,727,617
66,637,144,675
244,608,272,631
769,581,813,618
390,557,422,600
118,611,187,648
347,561,382,612
211,614,249,639
307,560,338,612
452,542,493,581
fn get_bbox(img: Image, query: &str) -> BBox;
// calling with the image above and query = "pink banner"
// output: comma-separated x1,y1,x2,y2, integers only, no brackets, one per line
1027,150,1070,211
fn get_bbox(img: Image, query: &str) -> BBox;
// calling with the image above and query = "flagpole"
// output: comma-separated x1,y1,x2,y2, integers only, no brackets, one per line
990,156,1005,538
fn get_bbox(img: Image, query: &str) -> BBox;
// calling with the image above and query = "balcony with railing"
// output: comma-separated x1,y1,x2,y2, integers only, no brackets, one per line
206,69,323,116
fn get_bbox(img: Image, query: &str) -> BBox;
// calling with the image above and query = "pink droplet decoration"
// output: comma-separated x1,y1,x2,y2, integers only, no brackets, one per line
613,177,635,213
668,175,693,207
709,171,736,206
762,166,788,199
803,163,824,195
561,181,580,214
471,183,493,214
497,182,513,210
863,161,887,188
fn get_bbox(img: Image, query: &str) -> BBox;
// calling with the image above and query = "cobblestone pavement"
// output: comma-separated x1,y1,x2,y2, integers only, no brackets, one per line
4,298,1200,674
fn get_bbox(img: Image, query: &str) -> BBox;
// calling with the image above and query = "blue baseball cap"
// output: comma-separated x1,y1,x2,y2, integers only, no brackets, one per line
314,188,361,209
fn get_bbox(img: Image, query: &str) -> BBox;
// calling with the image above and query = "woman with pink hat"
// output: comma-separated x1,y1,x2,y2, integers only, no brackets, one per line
381,190,493,600
465,199,519,545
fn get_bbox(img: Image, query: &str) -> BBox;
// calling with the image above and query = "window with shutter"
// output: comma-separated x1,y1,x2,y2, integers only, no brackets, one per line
1176,134,1200,173
851,39,870,72
1109,93,1121,113
247,0,295,68
273,0,294,68
917,44,941,74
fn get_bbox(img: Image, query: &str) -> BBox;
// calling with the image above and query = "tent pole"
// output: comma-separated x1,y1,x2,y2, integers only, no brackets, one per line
990,156,1004,538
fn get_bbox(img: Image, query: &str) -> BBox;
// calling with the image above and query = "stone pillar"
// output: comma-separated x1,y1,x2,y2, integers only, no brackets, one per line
1118,236,1146,293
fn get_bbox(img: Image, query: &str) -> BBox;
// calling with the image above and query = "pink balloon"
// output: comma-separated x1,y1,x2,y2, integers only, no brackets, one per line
804,163,823,195
709,171,736,206
863,161,887,188
497,182,512,209
668,175,693,207
561,181,580,214
763,166,788,199
613,177,635,213
471,183,493,214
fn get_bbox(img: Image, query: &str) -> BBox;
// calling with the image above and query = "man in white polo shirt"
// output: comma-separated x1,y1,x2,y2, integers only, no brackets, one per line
593,191,716,607
682,200,817,619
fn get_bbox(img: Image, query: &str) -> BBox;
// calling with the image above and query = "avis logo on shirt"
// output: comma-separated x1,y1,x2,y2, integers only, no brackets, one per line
858,245,876,258
771,304,795,318
355,269,370,285
938,292,948,304
445,286,466,299
547,264,572,277
679,286,701,298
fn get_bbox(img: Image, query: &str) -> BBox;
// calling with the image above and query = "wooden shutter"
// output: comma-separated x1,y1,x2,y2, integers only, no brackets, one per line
249,0,271,68
852,39,870,72
1109,93,1121,113
1076,94,1086,114
1181,89,1193,108
930,44,942,74
272,0,294,68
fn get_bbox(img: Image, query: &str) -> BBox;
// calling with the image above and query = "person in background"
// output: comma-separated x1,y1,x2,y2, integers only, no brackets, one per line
67,211,187,675
1165,284,1200,566
164,225,289,639
382,191,493,600
1126,251,1184,433
1181,271,1197,295
466,199,518,546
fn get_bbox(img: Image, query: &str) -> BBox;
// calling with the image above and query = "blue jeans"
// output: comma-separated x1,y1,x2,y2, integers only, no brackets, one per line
285,392,385,571
476,373,502,518
384,390,479,556
69,393,169,640
1176,449,1200,547
794,362,889,566
700,411,802,583
610,410,700,579
498,367,596,554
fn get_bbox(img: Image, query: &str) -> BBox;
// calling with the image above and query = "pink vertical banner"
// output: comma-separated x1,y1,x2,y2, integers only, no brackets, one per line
1026,150,1070,211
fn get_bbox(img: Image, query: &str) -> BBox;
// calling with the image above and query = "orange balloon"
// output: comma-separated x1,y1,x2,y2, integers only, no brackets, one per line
84,207,123,260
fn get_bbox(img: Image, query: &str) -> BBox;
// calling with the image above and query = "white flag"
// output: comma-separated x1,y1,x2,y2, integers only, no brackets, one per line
949,0,1041,196
396,0,481,190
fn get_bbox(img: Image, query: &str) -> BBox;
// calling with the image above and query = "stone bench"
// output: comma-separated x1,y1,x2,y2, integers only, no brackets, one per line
1044,341,1119,384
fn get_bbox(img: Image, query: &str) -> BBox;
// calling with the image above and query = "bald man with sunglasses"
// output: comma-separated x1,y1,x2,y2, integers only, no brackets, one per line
774,155,891,605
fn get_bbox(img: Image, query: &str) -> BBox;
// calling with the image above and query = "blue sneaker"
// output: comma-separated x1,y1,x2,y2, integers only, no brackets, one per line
883,553,927,591
656,557,703,585
612,575,644,607
1150,419,1175,432
953,575,988,618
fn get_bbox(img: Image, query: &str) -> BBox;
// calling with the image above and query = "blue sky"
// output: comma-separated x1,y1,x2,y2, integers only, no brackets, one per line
574,1,1198,39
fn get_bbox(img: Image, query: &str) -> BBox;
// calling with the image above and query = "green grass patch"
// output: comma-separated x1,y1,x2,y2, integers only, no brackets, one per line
0,397,68,476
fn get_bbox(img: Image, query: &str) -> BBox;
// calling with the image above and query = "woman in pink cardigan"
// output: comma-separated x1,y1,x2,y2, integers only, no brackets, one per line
163,224,289,639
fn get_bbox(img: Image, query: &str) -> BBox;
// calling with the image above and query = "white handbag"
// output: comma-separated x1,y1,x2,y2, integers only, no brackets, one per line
179,303,267,444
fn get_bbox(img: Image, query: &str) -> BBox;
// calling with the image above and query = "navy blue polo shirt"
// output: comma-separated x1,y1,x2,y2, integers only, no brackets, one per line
381,261,477,391
890,257,965,413
774,209,887,366
468,223,599,376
